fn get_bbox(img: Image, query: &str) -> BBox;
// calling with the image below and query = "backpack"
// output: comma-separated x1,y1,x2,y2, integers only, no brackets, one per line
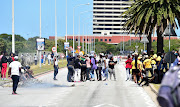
157,66,180,107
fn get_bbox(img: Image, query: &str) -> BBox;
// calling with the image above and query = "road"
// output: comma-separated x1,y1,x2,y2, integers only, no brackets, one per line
0,61,157,107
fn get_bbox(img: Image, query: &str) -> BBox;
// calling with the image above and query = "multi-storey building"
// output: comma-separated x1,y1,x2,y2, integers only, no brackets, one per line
93,0,133,35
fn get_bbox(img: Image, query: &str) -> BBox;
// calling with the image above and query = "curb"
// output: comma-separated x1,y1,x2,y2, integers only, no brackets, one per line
149,84,158,95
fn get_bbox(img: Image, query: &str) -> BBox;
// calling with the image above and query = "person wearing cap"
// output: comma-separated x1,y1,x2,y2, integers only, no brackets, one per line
8,56,22,95
143,56,153,86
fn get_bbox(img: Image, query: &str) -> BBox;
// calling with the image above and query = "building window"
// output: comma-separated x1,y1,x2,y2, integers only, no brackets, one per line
100,39,103,41
87,39,89,41
105,39,107,41
109,39,111,42
84,39,85,41
76,39,78,41
69,39,71,40
92,39,94,41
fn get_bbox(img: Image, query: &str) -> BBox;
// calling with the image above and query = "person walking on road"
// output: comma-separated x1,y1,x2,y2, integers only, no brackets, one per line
51,52,54,65
1,52,8,80
80,56,87,82
125,55,132,81
8,56,21,95
0,51,4,78
53,57,59,80
108,57,117,81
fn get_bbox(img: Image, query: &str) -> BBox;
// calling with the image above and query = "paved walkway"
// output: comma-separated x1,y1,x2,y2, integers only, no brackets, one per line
0,61,156,107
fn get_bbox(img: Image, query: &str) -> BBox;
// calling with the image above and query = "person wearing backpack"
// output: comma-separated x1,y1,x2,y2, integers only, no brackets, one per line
157,66,180,107
67,54,75,82
74,55,81,82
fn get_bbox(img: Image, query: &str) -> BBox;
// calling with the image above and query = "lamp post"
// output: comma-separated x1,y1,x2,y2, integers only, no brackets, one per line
66,0,68,57
55,0,57,55
39,0,42,68
12,0,15,53
79,11,93,52
73,3,90,56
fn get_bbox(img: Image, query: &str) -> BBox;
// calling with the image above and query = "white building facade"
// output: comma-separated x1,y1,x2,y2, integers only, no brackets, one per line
93,0,133,35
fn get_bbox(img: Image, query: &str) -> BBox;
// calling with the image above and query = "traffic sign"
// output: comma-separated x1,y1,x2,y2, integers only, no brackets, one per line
52,46,57,52
77,46,81,50
140,35,149,43
64,42,69,50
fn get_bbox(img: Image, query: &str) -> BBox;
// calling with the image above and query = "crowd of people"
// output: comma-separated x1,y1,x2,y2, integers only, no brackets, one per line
125,50,177,86
66,52,117,82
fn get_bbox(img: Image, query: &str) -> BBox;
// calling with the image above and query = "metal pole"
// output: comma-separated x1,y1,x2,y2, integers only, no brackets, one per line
73,8,75,56
123,36,124,54
169,23,171,67
55,0,57,54
83,24,84,52
78,16,80,47
144,42,145,51
39,0,42,68
66,0,68,57
12,0,15,53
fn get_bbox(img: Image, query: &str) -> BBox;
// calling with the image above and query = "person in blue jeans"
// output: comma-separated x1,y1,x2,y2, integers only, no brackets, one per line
53,57,59,80
90,55,97,81
67,54,75,82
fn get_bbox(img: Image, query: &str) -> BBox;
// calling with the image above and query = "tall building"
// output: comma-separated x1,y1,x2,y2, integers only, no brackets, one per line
93,0,133,35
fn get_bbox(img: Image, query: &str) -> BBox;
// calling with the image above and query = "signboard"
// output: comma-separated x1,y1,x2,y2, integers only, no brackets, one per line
64,42,69,50
140,35,149,43
77,46,81,50
36,38,45,51
52,46,57,52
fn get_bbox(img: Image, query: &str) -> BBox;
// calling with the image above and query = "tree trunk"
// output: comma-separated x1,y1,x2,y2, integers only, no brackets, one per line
157,28,164,53
147,34,151,56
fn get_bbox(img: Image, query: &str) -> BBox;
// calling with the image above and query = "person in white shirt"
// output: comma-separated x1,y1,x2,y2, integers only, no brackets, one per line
34,54,38,65
8,56,21,95
103,55,109,81
47,53,51,65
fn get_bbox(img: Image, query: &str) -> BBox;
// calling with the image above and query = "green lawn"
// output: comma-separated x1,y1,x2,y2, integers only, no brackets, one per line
0,59,67,82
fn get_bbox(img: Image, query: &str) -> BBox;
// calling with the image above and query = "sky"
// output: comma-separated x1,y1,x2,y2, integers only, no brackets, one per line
0,0,93,39
0,0,180,40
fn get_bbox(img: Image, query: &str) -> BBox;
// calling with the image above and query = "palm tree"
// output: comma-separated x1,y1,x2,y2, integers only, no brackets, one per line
122,0,180,54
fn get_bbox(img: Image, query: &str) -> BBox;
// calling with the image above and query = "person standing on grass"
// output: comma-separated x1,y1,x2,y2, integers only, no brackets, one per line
53,57,59,80
8,56,21,95
1,52,8,80
34,54,38,65
47,53,51,65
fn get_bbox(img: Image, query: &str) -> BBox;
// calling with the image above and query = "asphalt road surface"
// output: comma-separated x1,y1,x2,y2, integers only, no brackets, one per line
0,61,157,107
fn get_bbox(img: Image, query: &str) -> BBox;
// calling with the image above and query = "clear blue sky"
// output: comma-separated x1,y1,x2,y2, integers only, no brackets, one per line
0,0,93,39
0,0,180,40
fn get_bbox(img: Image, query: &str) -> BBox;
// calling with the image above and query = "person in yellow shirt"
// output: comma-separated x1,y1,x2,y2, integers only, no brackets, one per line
156,52,162,71
131,55,142,84
143,55,153,86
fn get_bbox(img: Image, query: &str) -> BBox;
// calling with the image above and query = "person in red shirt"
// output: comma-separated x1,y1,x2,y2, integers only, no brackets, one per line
125,55,132,81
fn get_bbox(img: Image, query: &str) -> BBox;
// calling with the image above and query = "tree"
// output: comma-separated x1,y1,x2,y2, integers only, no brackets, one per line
0,38,7,52
122,0,180,54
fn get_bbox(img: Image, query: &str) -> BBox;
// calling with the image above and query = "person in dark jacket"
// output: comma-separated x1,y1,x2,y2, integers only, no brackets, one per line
67,54,75,82
1,52,8,80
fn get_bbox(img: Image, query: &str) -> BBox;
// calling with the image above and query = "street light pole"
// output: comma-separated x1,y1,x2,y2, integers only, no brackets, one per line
66,0,68,57
55,0,57,55
73,3,90,56
39,0,42,68
12,0,15,53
